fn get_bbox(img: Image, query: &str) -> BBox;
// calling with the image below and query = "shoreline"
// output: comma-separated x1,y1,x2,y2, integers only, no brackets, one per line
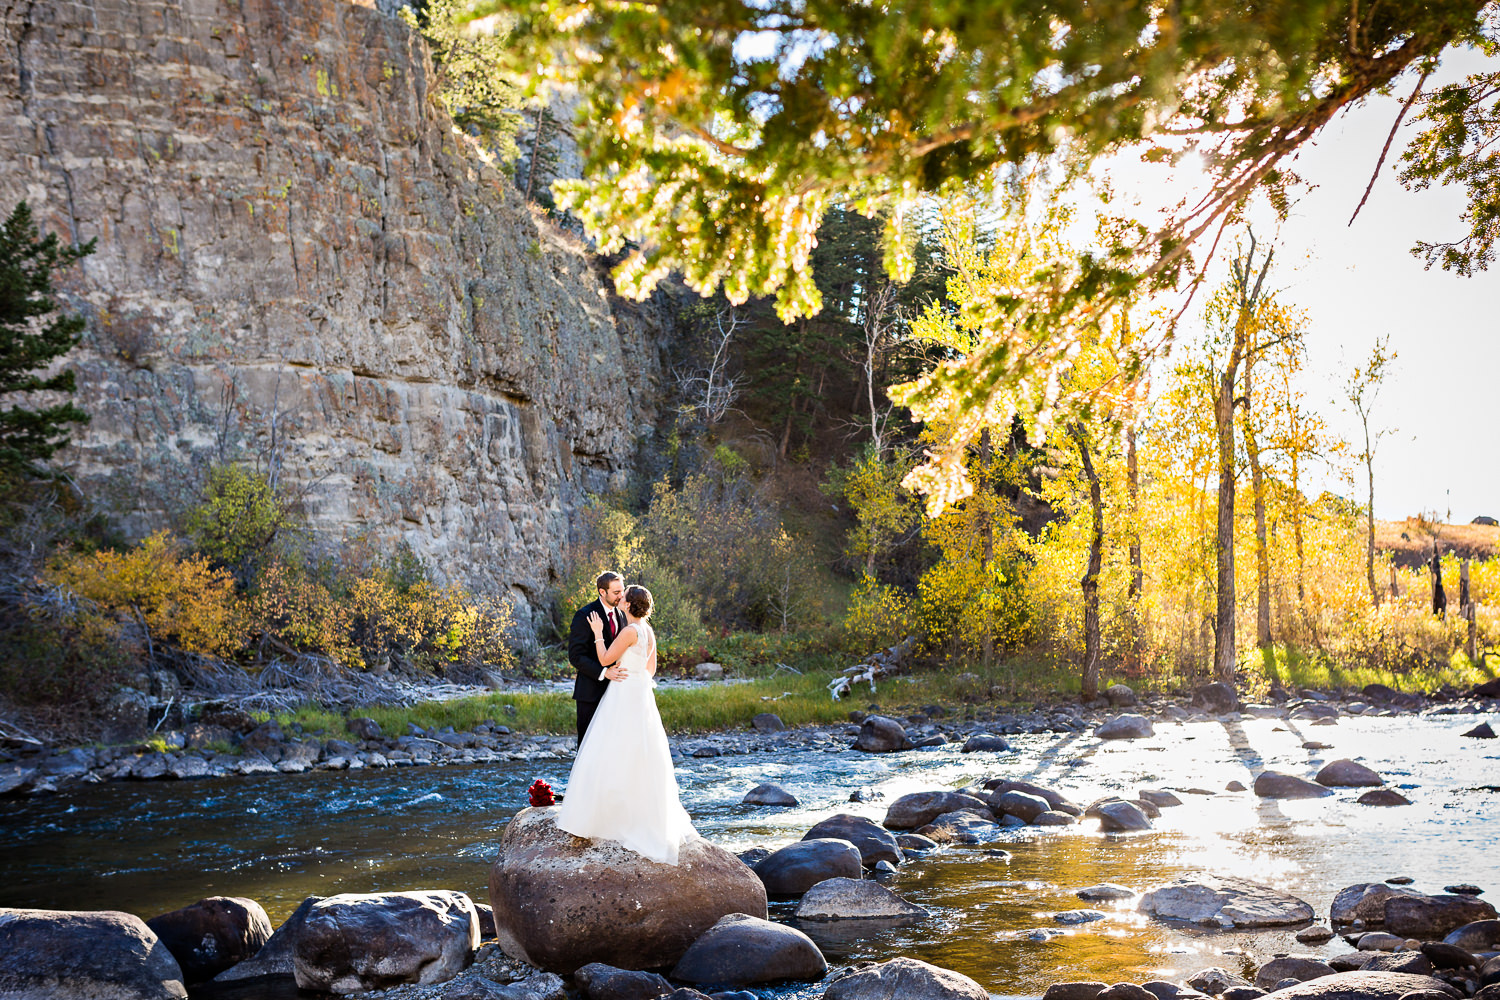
3,677,1497,799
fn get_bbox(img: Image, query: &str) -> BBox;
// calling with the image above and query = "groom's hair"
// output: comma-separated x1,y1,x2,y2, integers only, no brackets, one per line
595,571,622,593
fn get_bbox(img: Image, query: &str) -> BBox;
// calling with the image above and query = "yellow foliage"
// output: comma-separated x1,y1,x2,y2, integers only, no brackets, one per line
48,531,245,658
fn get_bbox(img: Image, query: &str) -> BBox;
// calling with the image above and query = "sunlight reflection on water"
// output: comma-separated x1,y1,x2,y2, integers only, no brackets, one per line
2,712,1497,998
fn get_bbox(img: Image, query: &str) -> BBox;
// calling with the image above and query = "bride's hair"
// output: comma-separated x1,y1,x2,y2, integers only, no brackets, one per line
624,585,653,620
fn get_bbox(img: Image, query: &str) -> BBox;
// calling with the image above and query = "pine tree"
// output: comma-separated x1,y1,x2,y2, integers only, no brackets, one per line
0,201,95,477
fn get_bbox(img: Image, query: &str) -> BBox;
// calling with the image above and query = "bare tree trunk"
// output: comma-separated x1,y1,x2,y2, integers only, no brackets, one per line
1071,423,1104,702
1390,562,1400,598
1460,556,1471,607
1292,453,1307,610
1431,544,1447,617
1214,363,1238,681
1126,425,1143,669
1364,441,1380,607
1242,359,1272,648
524,108,547,202
979,427,994,669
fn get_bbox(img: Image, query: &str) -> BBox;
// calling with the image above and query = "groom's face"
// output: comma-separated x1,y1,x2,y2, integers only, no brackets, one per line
599,579,624,608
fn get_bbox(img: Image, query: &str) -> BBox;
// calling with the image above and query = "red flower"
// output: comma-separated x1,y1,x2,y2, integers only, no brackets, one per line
527,779,555,807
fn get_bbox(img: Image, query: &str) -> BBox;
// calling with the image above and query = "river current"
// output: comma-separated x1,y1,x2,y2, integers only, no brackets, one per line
2,713,1497,999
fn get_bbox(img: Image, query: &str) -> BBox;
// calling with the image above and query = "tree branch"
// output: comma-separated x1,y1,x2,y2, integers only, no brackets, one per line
1349,69,1430,227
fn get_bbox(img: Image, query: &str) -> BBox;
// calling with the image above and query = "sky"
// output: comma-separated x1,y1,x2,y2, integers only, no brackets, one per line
1115,48,1498,523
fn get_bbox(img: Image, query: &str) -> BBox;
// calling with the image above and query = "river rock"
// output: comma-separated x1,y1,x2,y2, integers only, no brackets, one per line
1220,989,1265,1000
1255,957,1337,988
1088,799,1153,832
852,716,912,753
1138,789,1183,808
1253,771,1333,798
883,791,991,830
803,814,904,867
0,907,187,999
1361,953,1433,975
1419,942,1478,970
917,810,1001,844
1139,873,1314,927
986,779,1083,815
1444,919,1500,951
1044,984,1108,1000
1385,894,1498,938
670,913,825,984
823,956,989,1000
995,790,1051,823
1249,971,1458,1000
793,877,929,921
145,896,272,983
1098,984,1157,1000
573,962,674,1000
1107,684,1138,706
1297,925,1336,943
1332,883,1425,926
1096,714,1155,739
292,891,478,992
1461,723,1495,739
742,783,798,807
488,808,766,973
0,763,37,795
961,734,1012,752
897,833,939,851
752,713,787,733
1053,909,1107,925
1078,883,1136,901
1193,682,1240,714
347,718,383,741
1358,931,1407,951
1443,883,1483,895
1186,968,1254,995
1359,789,1412,806
1034,810,1077,825
1316,760,1384,787
755,839,863,896
214,895,323,981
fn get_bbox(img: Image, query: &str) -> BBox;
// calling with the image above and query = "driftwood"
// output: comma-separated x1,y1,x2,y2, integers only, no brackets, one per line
828,636,916,701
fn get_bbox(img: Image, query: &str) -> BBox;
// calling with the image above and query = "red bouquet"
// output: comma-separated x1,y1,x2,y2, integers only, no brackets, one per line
527,779,555,807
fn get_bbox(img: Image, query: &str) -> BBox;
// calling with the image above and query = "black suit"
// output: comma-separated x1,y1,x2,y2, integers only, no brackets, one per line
569,599,625,742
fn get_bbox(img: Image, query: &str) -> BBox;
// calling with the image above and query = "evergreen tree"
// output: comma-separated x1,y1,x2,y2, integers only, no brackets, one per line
0,201,94,477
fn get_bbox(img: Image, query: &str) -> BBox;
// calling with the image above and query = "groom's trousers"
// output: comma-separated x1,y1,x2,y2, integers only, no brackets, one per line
575,699,600,744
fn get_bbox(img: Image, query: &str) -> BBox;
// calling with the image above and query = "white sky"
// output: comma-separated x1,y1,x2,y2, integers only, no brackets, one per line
1128,48,1500,522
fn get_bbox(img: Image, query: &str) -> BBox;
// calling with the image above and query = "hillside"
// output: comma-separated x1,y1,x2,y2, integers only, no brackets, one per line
1376,518,1500,569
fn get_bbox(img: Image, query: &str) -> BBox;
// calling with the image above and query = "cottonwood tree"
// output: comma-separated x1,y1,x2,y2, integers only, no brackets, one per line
458,0,1493,508
1344,336,1397,608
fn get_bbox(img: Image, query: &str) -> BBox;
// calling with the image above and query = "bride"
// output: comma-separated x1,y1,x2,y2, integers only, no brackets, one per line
555,585,700,864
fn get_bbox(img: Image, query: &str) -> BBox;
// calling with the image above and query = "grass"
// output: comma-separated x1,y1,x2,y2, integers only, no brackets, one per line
1249,643,1497,694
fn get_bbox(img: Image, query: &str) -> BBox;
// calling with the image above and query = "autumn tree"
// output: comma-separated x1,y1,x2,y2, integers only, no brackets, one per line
1344,336,1397,608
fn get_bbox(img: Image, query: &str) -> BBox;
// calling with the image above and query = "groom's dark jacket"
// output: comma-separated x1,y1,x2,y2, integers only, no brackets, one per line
569,599,624,703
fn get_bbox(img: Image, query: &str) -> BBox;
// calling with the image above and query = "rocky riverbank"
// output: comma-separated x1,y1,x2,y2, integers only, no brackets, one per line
3,677,1498,798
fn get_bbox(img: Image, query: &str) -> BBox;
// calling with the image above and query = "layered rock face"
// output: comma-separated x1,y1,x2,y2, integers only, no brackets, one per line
0,0,673,618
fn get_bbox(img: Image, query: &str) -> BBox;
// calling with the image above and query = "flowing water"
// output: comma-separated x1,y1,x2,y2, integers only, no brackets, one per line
3,713,1498,999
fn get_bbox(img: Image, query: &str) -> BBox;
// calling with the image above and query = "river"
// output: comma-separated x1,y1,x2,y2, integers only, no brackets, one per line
2,712,1497,999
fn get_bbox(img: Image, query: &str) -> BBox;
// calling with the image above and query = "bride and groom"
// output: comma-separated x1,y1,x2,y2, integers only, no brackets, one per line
558,571,699,864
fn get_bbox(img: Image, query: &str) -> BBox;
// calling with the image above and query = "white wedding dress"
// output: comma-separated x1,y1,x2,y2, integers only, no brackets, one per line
556,621,699,864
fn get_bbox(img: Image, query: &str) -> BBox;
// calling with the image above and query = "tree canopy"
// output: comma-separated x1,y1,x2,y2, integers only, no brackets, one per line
466,0,1494,504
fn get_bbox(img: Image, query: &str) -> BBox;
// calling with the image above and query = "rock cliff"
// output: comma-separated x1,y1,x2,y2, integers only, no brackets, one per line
0,0,676,620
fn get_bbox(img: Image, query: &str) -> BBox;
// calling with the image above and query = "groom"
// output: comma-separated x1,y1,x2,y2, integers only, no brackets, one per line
568,570,630,744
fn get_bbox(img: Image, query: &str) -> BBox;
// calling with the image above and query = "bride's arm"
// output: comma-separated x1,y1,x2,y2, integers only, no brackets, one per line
594,624,638,666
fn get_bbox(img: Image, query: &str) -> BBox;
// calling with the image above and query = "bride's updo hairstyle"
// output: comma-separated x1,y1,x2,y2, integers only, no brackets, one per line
624,585,653,620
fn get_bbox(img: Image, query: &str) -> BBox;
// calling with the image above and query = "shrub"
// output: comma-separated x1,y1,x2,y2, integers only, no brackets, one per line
0,597,136,715
183,463,294,581
47,531,245,657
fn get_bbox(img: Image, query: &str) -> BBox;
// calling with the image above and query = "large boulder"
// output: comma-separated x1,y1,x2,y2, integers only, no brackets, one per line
145,896,271,983
669,913,826,984
1253,771,1333,799
214,895,322,981
488,807,766,974
1254,957,1336,989
1193,682,1240,714
883,791,991,830
0,907,187,1000
754,840,864,896
852,716,912,753
793,878,929,921
802,814,904,868
1087,799,1153,832
1315,760,1384,787
1095,714,1155,740
823,956,990,1000
1330,883,1424,926
293,891,479,993
1384,894,1498,939
1139,873,1314,928
994,790,1052,823
1245,971,1458,1000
